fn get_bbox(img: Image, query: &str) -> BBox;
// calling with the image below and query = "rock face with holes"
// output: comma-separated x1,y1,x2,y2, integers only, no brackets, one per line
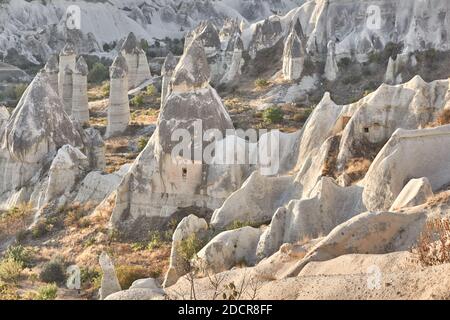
163,214,208,288
72,56,89,124
110,39,236,237
106,54,130,138
61,66,73,115
120,32,152,89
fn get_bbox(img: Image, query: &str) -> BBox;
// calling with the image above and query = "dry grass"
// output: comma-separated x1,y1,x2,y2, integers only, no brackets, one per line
0,203,34,242
426,191,450,208
411,217,450,267
427,108,450,128
344,157,372,184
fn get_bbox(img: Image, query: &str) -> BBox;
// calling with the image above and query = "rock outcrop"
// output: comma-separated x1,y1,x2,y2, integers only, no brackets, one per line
44,54,59,94
61,66,73,115
324,40,338,81
363,125,450,211
194,226,263,274
58,42,76,100
110,39,236,237
99,252,122,300
72,56,89,124
390,177,434,211
106,54,130,138
120,32,152,89
282,28,304,81
160,52,177,106
163,215,208,287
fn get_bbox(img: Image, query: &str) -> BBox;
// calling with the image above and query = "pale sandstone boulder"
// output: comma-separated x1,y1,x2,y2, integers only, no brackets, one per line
282,29,304,81
194,226,263,274
61,66,73,115
82,128,106,170
120,32,152,89
0,105,9,134
74,164,131,205
283,210,427,277
160,52,177,106
390,177,434,211
44,145,89,205
104,288,165,300
210,171,300,230
163,214,208,287
363,125,450,211
99,252,122,300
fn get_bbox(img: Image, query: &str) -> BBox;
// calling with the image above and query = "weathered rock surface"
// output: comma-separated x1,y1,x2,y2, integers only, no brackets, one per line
99,252,122,300
164,215,208,287
390,177,434,211
363,125,450,211
72,56,89,124
194,226,263,274
121,32,152,89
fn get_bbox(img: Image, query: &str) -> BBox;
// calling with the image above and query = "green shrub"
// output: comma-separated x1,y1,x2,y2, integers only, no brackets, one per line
0,259,23,283
146,84,156,96
137,136,149,152
35,283,58,300
147,231,165,250
31,219,51,239
262,107,283,124
177,234,204,263
116,265,152,290
39,258,66,284
131,94,145,107
227,220,253,230
4,245,32,268
101,82,110,97
337,57,352,69
88,63,109,84
255,78,270,88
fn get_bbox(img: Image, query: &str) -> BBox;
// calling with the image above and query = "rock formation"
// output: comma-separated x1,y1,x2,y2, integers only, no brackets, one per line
0,71,84,209
72,56,89,124
161,52,177,106
282,29,305,81
58,42,76,100
61,66,73,115
120,32,152,89
324,40,338,81
44,54,59,94
248,17,283,58
220,33,244,85
99,252,122,300
163,215,208,287
390,177,434,211
106,54,130,138
110,39,236,237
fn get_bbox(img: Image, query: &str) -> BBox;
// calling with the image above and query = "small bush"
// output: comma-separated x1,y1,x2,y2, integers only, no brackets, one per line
39,259,66,284
436,109,450,126
146,85,156,96
116,265,152,290
255,78,270,88
137,136,149,152
262,107,283,124
80,267,102,289
101,82,110,97
337,57,352,69
131,94,145,107
227,220,253,230
35,283,58,300
31,220,51,239
147,231,165,250
4,245,32,268
88,63,109,84
0,259,23,283
177,234,204,263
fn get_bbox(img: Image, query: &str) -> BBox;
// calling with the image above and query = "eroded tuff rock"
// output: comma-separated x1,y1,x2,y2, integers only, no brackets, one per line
363,125,450,212
44,54,59,94
99,252,122,300
58,42,76,100
0,71,84,209
194,226,263,274
390,177,434,211
257,177,365,260
120,32,152,89
283,210,427,277
72,56,89,124
163,215,208,287
106,54,130,138
282,28,305,81
161,52,177,106
110,40,236,237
